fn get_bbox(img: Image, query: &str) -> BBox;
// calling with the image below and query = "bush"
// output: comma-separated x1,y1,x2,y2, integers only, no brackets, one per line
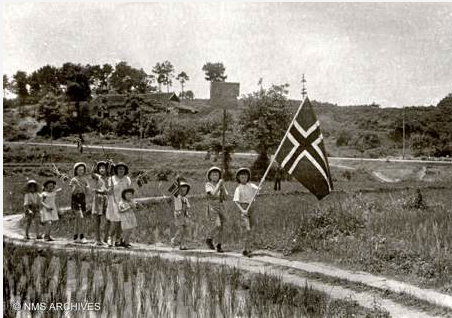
149,134,166,146
336,130,352,147
156,168,172,181
250,152,268,181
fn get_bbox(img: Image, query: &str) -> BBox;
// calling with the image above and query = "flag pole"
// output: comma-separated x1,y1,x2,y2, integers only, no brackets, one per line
244,96,307,214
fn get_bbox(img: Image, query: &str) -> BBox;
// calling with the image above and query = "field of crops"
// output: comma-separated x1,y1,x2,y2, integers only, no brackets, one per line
3,243,389,317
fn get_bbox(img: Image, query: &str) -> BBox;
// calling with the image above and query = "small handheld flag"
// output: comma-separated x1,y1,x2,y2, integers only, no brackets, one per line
167,175,184,197
275,97,333,199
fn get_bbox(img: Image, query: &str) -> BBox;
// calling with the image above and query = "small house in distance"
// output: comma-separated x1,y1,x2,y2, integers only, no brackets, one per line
91,92,197,119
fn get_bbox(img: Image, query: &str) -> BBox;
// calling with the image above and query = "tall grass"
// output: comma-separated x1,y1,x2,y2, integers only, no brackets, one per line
33,185,452,293
3,243,388,317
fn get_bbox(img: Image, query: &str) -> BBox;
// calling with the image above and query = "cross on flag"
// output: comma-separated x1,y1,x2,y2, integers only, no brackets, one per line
275,98,333,199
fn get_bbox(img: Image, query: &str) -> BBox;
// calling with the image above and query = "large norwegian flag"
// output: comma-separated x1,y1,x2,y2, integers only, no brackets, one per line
275,97,333,199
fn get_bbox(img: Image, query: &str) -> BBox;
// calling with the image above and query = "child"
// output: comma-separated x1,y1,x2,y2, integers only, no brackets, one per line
91,161,109,246
118,188,138,248
40,180,62,241
106,162,132,247
205,166,227,253
69,162,90,243
233,168,259,257
23,180,42,240
171,181,191,250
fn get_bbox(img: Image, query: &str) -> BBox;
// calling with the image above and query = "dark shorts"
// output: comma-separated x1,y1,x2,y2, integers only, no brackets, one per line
71,192,87,214
24,205,40,219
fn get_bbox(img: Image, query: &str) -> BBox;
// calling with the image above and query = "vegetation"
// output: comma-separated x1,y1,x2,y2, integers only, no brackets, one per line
3,243,389,317
202,62,227,82
4,143,452,294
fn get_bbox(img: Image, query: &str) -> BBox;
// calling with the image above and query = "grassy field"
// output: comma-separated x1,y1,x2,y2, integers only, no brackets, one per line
4,143,452,296
3,243,390,317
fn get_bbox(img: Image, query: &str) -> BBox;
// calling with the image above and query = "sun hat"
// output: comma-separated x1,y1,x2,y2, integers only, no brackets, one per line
206,166,222,181
25,179,38,190
235,167,251,183
179,181,191,194
73,162,87,176
121,187,135,200
113,162,129,175
43,180,57,189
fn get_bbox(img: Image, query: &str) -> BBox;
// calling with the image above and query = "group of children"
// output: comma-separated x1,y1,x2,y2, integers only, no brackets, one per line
23,161,260,256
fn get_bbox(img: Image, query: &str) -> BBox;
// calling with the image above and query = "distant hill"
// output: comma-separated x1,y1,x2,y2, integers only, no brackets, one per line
4,95,451,158
181,98,452,158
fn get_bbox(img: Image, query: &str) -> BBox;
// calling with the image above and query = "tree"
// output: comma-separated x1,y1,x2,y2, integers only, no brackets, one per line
202,62,227,82
62,64,92,139
185,90,194,100
152,61,174,93
240,84,291,176
12,70,29,105
109,61,148,93
176,71,189,94
27,65,61,101
3,74,10,96
36,92,72,139
87,63,113,94
437,93,452,110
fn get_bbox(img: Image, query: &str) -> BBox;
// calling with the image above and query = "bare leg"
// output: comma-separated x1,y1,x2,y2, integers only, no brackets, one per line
44,221,52,238
180,225,186,248
103,219,110,242
34,218,41,238
123,229,131,245
115,223,122,243
171,226,182,247
25,216,32,238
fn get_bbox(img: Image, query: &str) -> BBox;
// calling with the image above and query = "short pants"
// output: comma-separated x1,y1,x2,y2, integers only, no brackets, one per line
71,192,87,215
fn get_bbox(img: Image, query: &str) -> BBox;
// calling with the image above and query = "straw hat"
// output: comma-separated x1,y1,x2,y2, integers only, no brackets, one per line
179,181,191,194
206,166,222,181
113,162,129,175
43,180,56,189
73,162,87,176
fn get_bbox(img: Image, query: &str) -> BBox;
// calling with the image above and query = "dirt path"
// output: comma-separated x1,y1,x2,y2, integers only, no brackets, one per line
6,141,452,165
373,171,402,183
4,214,452,317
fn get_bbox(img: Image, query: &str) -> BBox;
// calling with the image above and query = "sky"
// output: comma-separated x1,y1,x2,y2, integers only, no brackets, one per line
3,2,452,107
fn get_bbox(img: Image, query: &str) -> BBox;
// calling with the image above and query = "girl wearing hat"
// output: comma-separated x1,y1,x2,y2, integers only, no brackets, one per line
118,188,138,248
171,181,191,250
233,168,259,257
69,162,90,243
23,180,42,239
91,161,109,246
105,162,132,247
40,180,62,241
205,166,228,253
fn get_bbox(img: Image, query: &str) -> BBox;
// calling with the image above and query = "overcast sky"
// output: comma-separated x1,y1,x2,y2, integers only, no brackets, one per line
3,2,452,107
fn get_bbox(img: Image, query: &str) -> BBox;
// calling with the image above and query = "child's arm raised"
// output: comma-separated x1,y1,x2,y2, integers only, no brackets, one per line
211,179,224,196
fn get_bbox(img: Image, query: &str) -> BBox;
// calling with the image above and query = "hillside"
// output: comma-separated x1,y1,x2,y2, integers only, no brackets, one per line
180,98,452,158
4,97,452,159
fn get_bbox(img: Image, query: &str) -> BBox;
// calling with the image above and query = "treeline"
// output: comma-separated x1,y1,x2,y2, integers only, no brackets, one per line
2,60,198,107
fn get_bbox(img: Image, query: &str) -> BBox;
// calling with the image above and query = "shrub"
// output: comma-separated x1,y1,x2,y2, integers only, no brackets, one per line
149,134,166,146
336,130,352,147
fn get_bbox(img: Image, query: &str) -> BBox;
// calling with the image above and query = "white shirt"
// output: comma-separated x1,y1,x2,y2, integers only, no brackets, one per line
233,183,258,203
205,182,228,197
174,195,191,212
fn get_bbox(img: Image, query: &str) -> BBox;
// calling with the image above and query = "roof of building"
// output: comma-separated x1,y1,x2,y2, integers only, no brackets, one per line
92,92,180,108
